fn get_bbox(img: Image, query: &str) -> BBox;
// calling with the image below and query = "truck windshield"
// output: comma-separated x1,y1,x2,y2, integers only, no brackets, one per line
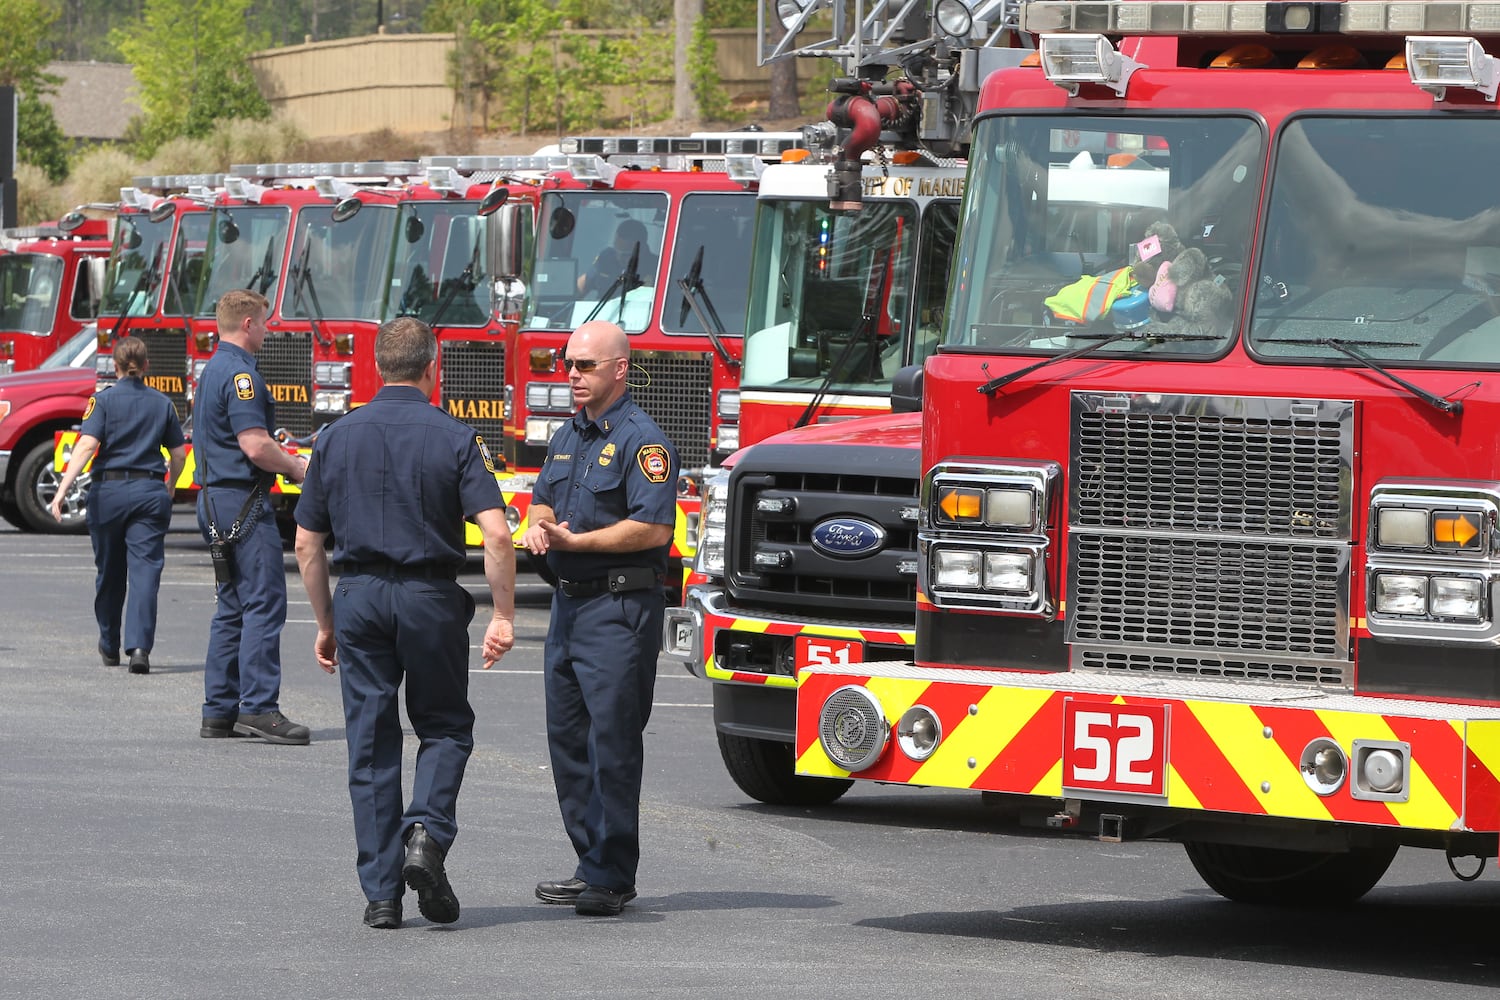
101,211,176,317
1249,116,1500,368
525,191,668,334
166,213,211,316
660,191,757,336
281,204,397,321
742,197,941,393
0,254,64,335
384,201,491,327
195,205,291,316
945,114,1262,357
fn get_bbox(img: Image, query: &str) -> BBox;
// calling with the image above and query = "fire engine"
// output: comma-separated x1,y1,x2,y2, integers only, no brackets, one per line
660,0,1027,804
795,0,1500,904
0,210,111,374
481,134,806,569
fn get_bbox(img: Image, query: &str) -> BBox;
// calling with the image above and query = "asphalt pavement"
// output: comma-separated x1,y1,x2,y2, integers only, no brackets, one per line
6,511,1500,999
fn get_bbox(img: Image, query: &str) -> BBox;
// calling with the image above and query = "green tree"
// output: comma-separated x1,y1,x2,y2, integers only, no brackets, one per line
0,0,72,181
112,0,271,154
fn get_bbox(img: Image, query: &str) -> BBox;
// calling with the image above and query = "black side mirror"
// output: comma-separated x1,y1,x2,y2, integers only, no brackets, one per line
332,196,362,223
218,217,240,244
890,363,924,414
477,185,510,218
59,211,86,233
147,202,176,224
549,206,575,240
404,214,425,244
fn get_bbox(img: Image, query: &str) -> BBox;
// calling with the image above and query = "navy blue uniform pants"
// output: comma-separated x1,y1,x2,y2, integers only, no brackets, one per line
86,478,172,655
197,487,287,718
334,573,476,901
543,588,663,892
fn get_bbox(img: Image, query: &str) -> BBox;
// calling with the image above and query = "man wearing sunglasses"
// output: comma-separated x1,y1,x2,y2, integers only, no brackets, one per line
524,319,678,916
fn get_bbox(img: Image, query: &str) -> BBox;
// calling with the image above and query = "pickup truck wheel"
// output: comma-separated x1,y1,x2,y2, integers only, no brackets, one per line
717,731,853,807
0,498,27,530
1183,841,1397,906
14,439,88,534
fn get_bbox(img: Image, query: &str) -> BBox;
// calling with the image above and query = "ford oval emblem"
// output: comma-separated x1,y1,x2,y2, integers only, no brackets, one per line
810,517,886,558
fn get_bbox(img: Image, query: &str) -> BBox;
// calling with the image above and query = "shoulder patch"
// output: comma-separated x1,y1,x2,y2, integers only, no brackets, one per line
234,373,256,401
636,443,670,484
83,396,96,420
475,434,496,475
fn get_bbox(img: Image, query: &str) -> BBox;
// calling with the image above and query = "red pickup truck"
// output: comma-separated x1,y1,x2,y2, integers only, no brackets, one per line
0,326,97,533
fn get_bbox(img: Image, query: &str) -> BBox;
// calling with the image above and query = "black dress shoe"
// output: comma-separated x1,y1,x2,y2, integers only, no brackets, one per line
363,898,402,929
233,710,311,745
199,717,249,739
574,885,637,916
127,649,150,674
98,643,119,667
402,823,459,924
535,876,588,904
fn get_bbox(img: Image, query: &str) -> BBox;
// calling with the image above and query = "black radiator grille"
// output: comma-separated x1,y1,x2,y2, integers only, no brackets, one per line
629,352,711,471
440,339,506,445
256,331,313,437
135,328,189,424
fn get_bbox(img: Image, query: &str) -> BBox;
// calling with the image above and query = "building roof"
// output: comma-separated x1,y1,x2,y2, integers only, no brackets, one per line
42,62,141,142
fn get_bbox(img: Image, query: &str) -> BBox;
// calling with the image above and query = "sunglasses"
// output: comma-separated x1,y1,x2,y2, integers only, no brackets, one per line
561,356,621,374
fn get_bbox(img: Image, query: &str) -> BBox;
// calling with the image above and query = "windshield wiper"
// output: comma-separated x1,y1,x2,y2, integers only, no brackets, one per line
246,238,278,294
105,244,163,344
676,245,738,371
977,328,1220,395
429,234,481,328
583,241,642,326
795,246,893,428
1259,335,1464,416
290,230,333,348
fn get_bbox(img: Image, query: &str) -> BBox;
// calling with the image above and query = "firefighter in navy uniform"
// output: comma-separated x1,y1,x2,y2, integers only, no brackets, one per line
524,319,678,917
51,335,187,674
294,318,517,930
194,289,311,744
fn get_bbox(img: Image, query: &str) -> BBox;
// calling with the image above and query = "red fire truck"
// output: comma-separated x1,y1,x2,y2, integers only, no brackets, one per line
661,1,1027,804
484,135,805,566
0,211,112,375
796,0,1500,903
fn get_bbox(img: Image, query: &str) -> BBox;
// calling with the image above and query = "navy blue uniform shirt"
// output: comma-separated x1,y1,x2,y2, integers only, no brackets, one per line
294,384,504,572
532,390,678,581
193,341,274,486
79,377,185,474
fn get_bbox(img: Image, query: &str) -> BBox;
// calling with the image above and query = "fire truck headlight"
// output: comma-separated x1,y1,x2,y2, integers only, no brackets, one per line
314,362,352,388
983,551,1033,593
818,686,887,772
716,423,739,454
896,705,942,762
1374,573,1427,616
313,390,351,415
526,383,556,411
94,354,114,377
1376,507,1429,548
525,416,565,445
0,360,12,377
717,389,740,420
1430,576,1484,620
933,549,982,589
985,487,1036,530
695,471,730,578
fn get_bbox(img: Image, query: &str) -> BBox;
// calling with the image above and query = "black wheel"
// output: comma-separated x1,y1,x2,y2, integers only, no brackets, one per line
14,439,88,533
0,498,26,530
716,731,853,807
1183,840,1397,906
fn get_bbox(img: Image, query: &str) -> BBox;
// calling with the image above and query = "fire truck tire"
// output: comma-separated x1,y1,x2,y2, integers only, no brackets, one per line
1182,841,1398,906
14,439,88,534
716,731,853,807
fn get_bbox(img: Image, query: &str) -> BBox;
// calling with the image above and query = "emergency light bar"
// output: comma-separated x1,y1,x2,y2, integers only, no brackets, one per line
131,173,227,195
559,134,806,158
1021,1,1500,34
423,154,572,175
228,161,421,182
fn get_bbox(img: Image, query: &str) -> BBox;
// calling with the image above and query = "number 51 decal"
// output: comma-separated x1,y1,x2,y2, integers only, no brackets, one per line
1061,699,1169,798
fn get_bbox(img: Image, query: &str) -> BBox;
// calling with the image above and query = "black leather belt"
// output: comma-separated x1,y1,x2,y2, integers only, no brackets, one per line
206,479,259,490
336,559,458,581
97,469,159,481
559,569,663,598
558,578,606,598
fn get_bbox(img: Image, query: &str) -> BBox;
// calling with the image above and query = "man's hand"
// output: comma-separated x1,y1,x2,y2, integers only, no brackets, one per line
524,519,570,555
48,495,65,522
481,616,515,668
313,626,338,674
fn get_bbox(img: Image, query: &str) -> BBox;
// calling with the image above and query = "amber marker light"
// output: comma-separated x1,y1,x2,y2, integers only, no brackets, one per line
529,347,557,373
1434,512,1483,550
937,486,982,523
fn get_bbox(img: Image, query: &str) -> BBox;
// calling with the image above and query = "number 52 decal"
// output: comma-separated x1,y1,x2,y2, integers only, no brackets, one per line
1061,699,1169,798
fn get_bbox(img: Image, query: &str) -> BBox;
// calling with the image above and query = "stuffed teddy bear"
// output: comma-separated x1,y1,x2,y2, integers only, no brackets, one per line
1128,220,1234,338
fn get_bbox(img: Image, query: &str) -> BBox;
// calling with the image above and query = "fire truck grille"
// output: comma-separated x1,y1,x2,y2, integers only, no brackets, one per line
1067,393,1354,689
257,331,313,438
135,329,189,424
728,443,921,622
629,352,711,472
440,339,507,444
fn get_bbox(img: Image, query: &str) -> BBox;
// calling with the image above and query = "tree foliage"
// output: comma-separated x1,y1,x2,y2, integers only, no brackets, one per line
112,0,272,154
1,0,72,181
